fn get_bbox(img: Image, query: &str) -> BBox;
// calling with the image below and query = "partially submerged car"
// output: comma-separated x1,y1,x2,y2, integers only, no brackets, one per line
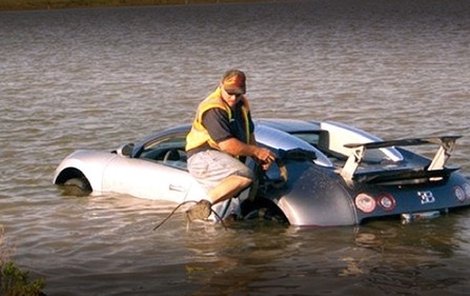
53,119,470,226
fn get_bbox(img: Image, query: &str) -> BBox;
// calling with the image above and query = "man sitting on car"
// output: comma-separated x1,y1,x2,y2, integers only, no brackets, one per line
185,69,275,221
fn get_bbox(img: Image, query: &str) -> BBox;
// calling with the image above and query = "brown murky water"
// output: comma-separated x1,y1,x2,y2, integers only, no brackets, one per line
1,0,469,295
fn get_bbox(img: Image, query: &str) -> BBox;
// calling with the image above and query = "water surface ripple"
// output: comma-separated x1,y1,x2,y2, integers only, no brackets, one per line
1,0,469,295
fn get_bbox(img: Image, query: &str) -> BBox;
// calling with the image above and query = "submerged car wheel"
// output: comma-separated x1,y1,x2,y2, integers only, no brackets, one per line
62,177,92,196
241,198,289,224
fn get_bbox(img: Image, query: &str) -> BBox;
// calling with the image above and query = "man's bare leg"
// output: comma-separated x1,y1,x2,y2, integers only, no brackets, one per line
207,175,252,204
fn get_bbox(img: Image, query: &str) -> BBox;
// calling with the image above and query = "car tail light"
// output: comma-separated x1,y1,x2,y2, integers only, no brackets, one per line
454,186,466,202
463,183,470,199
377,193,396,211
355,193,376,213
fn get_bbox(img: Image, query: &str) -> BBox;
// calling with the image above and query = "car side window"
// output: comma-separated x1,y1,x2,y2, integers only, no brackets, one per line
139,135,188,169
292,132,320,147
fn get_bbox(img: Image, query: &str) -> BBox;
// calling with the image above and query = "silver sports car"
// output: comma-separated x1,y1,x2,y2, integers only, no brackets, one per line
53,119,470,226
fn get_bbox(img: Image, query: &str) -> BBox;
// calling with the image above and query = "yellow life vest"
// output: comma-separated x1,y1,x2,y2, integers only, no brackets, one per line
185,87,252,152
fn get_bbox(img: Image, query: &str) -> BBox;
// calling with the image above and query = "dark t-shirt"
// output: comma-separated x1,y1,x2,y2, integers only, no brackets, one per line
202,101,254,144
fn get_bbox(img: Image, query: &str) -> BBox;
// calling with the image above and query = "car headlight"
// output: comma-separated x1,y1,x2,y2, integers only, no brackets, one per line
355,193,377,213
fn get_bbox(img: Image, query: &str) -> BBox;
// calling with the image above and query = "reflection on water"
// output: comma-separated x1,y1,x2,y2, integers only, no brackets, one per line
180,219,470,295
1,0,470,294
350,220,468,295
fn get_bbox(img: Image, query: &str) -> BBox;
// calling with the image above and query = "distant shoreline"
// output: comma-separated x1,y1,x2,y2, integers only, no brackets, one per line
0,0,270,11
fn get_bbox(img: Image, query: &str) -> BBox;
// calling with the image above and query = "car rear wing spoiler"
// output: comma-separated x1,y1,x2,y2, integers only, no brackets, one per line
340,136,461,181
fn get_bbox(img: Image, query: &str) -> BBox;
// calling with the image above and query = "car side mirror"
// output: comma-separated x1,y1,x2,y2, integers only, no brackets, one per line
116,143,134,157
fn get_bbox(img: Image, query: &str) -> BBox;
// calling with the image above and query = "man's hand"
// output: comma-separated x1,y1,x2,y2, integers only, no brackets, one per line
254,147,276,171
218,137,276,170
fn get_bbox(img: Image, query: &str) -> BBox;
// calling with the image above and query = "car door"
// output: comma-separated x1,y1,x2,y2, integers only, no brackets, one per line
101,134,204,203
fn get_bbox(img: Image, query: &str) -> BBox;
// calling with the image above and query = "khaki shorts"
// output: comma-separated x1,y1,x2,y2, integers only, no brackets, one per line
187,149,254,191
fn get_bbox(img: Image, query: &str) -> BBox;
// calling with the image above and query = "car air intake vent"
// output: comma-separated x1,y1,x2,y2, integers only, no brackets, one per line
355,167,459,185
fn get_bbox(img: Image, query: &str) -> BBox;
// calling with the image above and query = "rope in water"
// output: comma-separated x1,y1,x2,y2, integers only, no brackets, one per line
153,200,227,231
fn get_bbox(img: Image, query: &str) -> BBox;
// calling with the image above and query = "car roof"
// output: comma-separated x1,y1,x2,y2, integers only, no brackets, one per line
132,119,334,167
134,124,190,150
255,118,321,133
138,119,321,148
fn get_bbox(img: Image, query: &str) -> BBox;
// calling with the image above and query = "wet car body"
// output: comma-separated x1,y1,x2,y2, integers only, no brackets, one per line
53,119,470,226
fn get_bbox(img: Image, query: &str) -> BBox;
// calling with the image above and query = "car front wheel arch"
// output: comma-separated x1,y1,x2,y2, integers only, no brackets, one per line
55,168,92,196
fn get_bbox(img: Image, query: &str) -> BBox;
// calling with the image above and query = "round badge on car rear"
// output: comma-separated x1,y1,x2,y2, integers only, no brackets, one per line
378,193,396,211
454,186,466,202
462,183,470,200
